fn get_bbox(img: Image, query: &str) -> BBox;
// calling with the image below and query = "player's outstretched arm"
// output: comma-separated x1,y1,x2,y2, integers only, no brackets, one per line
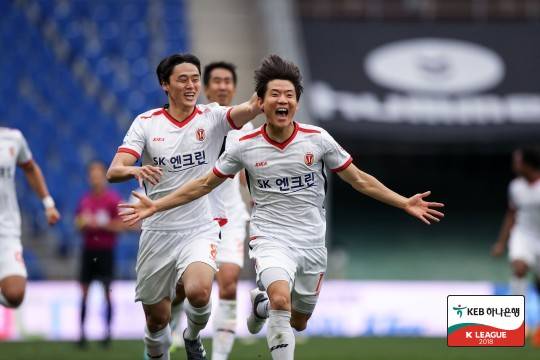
118,171,226,225
20,160,61,225
337,163,444,225
491,207,516,257
229,92,262,128
107,152,162,186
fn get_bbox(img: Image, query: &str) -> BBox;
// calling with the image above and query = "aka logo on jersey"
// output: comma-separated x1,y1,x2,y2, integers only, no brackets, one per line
196,128,206,142
304,152,314,166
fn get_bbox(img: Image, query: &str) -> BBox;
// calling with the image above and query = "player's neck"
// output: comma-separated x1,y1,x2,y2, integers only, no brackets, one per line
91,186,106,195
266,122,295,143
525,172,540,184
166,102,196,122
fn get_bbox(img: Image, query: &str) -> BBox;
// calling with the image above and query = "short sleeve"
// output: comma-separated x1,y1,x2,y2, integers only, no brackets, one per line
16,130,32,165
213,141,243,178
207,103,240,136
117,117,145,159
321,130,352,172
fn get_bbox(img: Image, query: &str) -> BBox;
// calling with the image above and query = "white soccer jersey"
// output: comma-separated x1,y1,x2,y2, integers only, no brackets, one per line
509,177,540,238
214,122,352,248
117,103,239,230
208,123,253,225
0,128,32,238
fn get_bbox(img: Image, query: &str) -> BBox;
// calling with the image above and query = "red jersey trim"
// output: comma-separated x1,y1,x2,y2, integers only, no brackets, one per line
298,126,321,134
118,147,141,159
331,157,353,173
214,217,228,227
139,109,163,119
213,167,234,179
162,106,202,128
226,107,241,130
239,129,263,141
262,122,299,150
18,159,33,169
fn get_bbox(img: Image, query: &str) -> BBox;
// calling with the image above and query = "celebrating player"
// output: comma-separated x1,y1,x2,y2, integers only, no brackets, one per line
107,53,260,360
491,146,540,346
0,127,60,309
168,61,252,360
118,55,445,360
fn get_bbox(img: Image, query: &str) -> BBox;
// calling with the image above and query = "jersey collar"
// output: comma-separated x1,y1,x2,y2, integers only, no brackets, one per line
262,122,299,150
162,106,202,128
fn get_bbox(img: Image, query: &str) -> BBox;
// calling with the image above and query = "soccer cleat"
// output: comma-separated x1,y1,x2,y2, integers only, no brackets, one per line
246,288,268,334
183,329,207,360
169,328,185,353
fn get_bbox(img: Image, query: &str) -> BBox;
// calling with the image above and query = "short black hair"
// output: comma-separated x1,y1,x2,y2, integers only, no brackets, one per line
156,53,201,87
254,54,303,101
203,61,237,86
519,146,540,170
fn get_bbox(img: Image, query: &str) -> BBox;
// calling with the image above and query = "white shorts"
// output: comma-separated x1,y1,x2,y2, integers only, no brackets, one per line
508,230,540,273
0,238,27,280
249,237,326,314
216,220,247,268
135,222,219,304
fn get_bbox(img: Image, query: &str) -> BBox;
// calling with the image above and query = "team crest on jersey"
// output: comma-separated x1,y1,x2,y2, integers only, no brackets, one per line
304,152,314,166
196,128,206,141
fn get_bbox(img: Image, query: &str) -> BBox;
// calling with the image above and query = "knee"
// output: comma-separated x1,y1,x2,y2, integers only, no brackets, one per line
186,285,211,308
269,294,290,311
291,318,308,332
2,287,25,308
146,312,170,333
513,262,528,278
219,280,237,300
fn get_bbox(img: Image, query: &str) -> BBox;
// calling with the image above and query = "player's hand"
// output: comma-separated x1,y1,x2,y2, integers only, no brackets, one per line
491,241,506,257
45,207,61,225
248,92,263,115
404,191,445,225
133,166,163,187
118,192,157,226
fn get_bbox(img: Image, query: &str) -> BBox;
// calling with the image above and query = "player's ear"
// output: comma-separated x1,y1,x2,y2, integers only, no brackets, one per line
161,81,169,93
257,97,264,113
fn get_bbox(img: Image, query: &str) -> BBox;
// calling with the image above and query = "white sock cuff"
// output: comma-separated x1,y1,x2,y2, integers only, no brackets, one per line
185,300,212,316
268,310,291,326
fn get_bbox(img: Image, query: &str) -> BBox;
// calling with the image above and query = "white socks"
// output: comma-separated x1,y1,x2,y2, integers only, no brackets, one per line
144,325,172,359
184,300,212,340
267,310,295,360
510,276,528,295
170,301,183,333
212,299,237,360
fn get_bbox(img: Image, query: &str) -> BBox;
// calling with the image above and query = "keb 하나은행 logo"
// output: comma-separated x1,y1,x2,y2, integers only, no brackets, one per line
447,295,525,347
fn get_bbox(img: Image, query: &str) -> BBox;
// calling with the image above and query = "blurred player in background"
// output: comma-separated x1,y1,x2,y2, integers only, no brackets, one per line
0,127,60,309
75,160,125,348
169,61,252,360
491,146,540,345
107,53,260,360
118,54,445,360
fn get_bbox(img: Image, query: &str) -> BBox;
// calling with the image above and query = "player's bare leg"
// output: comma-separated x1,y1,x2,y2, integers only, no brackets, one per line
0,276,26,308
182,262,215,360
143,298,173,360
510,260,529,296
212,262,241,360
266,280,295,360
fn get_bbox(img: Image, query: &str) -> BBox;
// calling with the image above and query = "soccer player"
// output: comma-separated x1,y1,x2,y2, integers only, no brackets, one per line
106,53,260,360
75,160,124,348
169,61,251,360
118,55,445,360
491,146,540,345
0,127,60,309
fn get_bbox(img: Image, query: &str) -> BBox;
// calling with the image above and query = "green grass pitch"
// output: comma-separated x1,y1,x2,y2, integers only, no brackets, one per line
1,337,537,359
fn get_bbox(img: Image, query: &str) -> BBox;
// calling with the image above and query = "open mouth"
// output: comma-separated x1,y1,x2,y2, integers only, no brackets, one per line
184,92,196,101
275,108,289,117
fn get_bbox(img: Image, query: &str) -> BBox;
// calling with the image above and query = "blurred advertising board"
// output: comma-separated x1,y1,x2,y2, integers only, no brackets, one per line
3,280,532,340
302,21,540,147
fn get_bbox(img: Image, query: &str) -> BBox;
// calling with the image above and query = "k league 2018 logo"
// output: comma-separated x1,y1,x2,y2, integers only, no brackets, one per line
447,295,524,347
